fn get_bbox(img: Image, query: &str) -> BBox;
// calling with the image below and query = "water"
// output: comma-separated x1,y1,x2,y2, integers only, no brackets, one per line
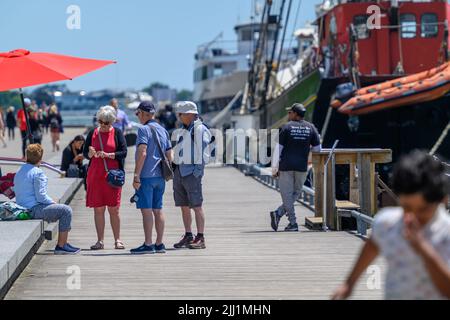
60,109,138,127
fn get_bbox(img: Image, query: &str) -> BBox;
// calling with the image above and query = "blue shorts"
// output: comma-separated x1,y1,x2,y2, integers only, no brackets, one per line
136,177,166,210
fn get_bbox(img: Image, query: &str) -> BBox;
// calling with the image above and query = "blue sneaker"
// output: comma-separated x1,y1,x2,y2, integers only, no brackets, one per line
155,243,166,253
66,243,81,251
130,244,156,255
54,244,81,255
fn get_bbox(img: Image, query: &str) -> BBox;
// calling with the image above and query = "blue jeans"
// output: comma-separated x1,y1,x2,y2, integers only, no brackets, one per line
31,203,72,232
136,177,166,210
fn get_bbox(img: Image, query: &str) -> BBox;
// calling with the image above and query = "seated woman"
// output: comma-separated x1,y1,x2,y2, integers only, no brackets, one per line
14,144,80,255
61,135,87,189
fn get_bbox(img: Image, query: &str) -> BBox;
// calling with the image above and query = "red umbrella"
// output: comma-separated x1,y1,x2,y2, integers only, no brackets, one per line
0,48,115,142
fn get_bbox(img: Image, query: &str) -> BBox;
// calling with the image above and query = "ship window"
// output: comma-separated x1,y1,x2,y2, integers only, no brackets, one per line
241,30,253,41
353,15,370,40
421,13,438,38
213,64,223,77
401,14,417,39
194,66,208,82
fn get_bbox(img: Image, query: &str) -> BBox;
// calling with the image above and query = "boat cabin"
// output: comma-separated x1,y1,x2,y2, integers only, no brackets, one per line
316,0,450,83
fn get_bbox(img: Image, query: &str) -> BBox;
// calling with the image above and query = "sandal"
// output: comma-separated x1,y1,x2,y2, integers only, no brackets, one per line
115,240,125,250
90,241,104,250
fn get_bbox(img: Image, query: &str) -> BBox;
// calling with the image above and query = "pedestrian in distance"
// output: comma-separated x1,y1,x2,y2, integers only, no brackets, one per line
6,106,16,141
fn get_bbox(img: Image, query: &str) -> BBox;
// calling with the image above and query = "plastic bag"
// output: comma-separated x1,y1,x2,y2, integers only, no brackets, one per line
0,202,30,221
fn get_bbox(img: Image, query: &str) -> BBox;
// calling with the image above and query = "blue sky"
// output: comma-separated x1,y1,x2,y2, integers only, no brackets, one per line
0,0,320,92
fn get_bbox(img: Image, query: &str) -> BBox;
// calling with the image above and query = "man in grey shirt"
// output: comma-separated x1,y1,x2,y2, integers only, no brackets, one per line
172,101,212,249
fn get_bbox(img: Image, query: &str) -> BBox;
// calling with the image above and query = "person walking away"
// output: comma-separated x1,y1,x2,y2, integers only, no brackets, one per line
130,101,173,254
28,106,43,145
14,144,80,254
6,106,16,141
110,98,131,133
41,102,49,134
83,106,127,250
61,135,87,189
0,106,7,148
17,98,31,158
172,101,212,250
48,104,63,152
332,151,450,300
270,103,322,232
157,104,178,136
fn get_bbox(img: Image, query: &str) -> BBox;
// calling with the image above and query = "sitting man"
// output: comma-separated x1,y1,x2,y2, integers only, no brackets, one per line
14,144,80,255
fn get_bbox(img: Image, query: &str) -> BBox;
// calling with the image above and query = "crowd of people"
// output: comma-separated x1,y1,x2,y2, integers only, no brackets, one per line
12,99,211,255
5,97,450,299
2,99,64,158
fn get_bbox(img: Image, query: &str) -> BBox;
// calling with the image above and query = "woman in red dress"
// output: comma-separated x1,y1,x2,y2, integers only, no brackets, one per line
83,106,127,250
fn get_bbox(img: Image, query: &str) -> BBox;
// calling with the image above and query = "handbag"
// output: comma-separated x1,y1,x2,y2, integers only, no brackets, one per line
97,129,125,188
149,126,174,181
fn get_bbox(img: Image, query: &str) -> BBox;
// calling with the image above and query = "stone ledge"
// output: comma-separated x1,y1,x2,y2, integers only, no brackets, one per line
0,172,82,298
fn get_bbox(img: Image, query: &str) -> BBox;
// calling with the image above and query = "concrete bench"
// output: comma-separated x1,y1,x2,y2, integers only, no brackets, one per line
0,160,83,298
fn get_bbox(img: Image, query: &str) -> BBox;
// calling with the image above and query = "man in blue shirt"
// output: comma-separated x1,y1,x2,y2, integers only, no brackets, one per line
111,98,131,133
172,101,211,250
14,144,80,255
130,101,173,255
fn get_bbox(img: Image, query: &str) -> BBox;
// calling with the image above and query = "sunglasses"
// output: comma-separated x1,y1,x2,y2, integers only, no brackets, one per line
98,120,111,126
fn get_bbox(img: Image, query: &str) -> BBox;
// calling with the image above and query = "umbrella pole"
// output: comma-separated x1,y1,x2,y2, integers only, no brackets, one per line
19,88,34,144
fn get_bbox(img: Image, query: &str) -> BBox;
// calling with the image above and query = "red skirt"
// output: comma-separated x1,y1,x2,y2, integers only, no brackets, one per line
86,129,122,208
86,159,122,208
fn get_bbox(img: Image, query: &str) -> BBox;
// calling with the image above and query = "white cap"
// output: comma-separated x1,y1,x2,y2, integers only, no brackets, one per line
176,101,198,115
23,98,31,105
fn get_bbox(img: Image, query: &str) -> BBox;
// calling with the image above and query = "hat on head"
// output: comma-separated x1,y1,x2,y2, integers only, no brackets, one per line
137,101,156,113
176,101,198,115
286,103,306,117
23,98,31,106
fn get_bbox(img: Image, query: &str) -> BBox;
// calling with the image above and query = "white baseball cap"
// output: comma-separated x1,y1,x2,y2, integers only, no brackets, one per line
176,101,198,115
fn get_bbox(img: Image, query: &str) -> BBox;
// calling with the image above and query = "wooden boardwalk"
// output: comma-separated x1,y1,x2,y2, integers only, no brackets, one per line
5,148,385,300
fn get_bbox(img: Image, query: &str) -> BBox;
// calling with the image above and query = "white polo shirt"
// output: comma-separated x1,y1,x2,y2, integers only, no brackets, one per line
372,205,450,300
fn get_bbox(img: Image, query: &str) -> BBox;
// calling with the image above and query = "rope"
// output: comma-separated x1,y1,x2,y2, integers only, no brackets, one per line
429,121,450,156
279,0,302,84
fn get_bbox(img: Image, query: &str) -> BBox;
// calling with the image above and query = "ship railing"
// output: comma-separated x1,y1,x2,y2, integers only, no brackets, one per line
336,210,374,237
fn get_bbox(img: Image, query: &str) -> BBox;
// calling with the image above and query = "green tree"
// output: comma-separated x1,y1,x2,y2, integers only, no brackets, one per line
176,89,193,101
142,82,169,95
0,91,21,110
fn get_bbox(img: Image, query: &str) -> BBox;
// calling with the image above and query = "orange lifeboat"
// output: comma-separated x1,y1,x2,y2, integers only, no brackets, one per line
337,62,450,116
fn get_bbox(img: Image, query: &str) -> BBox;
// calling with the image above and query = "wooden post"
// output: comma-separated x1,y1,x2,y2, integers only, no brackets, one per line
313,157,325,218
357,154,376,216
349,162,359,205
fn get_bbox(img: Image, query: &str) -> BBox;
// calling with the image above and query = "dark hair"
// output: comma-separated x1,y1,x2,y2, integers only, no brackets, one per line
70,135,85,145
392,150,450,203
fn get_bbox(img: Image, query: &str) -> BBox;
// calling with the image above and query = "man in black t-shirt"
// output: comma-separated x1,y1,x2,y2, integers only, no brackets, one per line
270,103,322,232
